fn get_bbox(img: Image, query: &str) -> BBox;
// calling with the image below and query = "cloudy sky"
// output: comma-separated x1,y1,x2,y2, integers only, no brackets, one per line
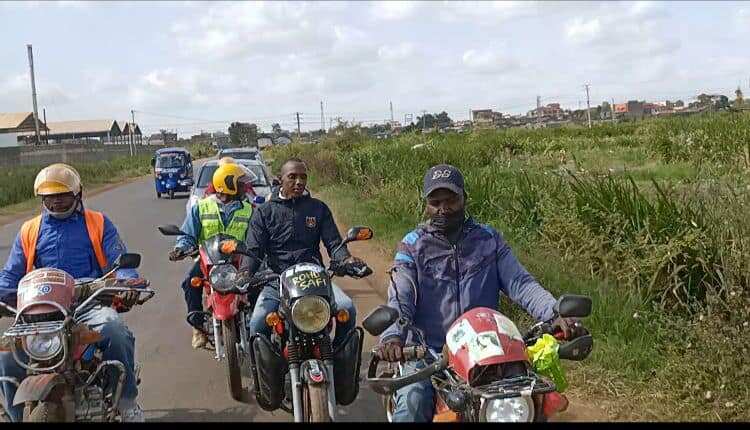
1,1,748,135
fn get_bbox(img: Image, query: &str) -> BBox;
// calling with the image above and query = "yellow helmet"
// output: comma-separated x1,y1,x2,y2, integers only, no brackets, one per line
212,163,247,196
34,163,82,196
218,156,236,166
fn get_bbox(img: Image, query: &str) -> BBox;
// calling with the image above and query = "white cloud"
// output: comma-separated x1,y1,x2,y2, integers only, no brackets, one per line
738,8,750,28
377,43,415,62
370,1,421,20
462,49,519,75
565,18,602,44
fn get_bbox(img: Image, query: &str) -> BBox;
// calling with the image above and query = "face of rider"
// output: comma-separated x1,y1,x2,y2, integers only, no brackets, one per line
280,161,307,199
425,188,466,232
42,192,78,219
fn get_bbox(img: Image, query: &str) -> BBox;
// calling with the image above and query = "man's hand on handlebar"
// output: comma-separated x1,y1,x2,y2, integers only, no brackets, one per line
339,256,373,278
115,278,148,309
551,317,589,340
375,338,404,362
169,248,190,261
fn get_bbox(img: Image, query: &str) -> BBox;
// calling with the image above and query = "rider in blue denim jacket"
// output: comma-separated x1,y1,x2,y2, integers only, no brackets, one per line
376,164,575,422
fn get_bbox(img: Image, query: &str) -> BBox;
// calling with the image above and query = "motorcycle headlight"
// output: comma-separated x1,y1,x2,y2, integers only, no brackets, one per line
23,333,63,361
290,296,331,334
210,265,238,293
484,397,534,422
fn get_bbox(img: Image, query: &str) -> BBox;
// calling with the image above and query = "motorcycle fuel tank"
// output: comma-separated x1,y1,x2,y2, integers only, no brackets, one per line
444,307,529,383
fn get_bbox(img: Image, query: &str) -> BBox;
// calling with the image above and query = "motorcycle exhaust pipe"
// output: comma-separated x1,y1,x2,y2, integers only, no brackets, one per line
289,365,304,422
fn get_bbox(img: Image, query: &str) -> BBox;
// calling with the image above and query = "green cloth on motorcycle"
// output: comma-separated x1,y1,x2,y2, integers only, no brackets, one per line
198,198,252,242
527,334,568,392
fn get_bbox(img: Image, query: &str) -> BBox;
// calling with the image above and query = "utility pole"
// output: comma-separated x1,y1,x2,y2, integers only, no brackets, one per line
42,107,48,145
130,109,136,155
296,112,301,137
320,101,325,133
421,110,427,130
27,44,41,146
536,95,542,128
611,98,616,123
389,101,394,123
584,84,592,128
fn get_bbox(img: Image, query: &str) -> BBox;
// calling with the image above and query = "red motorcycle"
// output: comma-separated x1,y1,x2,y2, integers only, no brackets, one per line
362,291,593,422
158,224,270,403
0,254,155,422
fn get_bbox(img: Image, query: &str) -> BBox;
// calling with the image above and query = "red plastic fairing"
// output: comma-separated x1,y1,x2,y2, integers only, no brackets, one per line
543,392,569,417
444,307,529,382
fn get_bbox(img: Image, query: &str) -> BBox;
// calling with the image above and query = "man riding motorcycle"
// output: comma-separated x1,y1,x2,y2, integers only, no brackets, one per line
0,163,146,422
374,164,583,422
169,162,254,349
243,158,366,349
202,157,258,201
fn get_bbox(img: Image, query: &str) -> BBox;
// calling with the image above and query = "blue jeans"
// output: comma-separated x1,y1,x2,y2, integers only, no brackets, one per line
180,262,204,327
248,282,356,348
392,360,435,422
0,306,138,422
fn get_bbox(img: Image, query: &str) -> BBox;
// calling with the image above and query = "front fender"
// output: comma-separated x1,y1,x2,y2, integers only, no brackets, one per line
12,373,66,406
209,292,239,321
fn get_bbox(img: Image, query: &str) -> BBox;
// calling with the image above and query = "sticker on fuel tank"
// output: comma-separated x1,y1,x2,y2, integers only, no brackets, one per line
467,331,505,363
290,270,327,290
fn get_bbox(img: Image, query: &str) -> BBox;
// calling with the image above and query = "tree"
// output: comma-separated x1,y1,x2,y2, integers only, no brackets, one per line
271,123,282,135
735,87,744,107
415,111,453,130
228,122,258,147
600,101,611,119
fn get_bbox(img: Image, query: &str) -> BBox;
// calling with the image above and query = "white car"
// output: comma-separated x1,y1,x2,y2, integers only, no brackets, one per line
217,146,264,164
186,159,274,212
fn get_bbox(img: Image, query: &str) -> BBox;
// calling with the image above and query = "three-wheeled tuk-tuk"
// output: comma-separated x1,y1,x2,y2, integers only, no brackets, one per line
151,147,194,199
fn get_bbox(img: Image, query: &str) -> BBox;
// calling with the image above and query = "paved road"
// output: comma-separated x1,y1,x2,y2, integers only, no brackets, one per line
0,164,388,422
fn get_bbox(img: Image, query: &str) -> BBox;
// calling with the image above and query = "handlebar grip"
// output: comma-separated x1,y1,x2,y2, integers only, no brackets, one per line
402,345,426,361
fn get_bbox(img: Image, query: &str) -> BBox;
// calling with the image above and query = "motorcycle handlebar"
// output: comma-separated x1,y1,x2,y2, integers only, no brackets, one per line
367,351,447,396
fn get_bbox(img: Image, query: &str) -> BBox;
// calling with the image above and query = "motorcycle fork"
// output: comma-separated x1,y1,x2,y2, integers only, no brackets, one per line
212,317,223,361
289,364,303,422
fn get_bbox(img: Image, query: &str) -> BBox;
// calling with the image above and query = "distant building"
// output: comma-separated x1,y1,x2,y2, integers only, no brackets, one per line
0,112,47,147
18,119,122,145
148,130,177,146
612,101,645,120
120,121,143,145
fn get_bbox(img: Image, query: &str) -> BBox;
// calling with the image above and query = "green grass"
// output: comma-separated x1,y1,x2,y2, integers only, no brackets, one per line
267,113,750,421
0,143,213,209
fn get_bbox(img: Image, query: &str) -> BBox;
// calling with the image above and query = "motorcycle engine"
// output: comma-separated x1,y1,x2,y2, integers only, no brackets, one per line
75,385,107,422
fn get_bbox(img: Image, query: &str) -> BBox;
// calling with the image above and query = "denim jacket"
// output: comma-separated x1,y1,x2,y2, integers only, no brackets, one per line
380,218,557,350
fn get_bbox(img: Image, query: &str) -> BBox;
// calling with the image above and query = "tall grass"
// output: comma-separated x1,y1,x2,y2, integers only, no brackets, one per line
269,112,750,420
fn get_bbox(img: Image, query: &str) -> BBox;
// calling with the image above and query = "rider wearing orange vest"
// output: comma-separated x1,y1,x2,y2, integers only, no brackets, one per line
0,163,146,422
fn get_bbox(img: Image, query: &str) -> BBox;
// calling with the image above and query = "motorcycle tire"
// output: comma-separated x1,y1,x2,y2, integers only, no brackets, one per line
303,384,331,422
168,190,175,199
223,319,244,402
156,191,161,199
25,401,64,422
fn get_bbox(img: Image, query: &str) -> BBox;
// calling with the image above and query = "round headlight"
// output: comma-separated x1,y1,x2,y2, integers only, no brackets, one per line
23,333,63,361
210,265,238,293
484,397,533,422
290,296,331,334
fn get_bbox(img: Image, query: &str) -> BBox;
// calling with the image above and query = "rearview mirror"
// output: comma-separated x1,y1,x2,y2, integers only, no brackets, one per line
115,253,141,270
345,226,374,243
158,224,187,236
557,335,593,361
362,305,399,336
252,195,266,205
554,294,592,318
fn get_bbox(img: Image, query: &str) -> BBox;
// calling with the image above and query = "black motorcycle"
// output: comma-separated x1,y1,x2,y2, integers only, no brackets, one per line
224,226,374,422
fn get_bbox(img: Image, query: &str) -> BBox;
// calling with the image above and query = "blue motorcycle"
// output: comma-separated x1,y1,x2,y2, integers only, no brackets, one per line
151,147,194,199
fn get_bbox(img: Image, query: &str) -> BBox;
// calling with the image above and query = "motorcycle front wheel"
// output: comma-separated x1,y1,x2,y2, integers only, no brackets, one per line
303,384,331,422
222,319,244,402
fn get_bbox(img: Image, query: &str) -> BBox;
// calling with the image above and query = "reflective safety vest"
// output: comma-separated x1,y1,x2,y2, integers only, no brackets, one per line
20,210,108,274
198,198,252,242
